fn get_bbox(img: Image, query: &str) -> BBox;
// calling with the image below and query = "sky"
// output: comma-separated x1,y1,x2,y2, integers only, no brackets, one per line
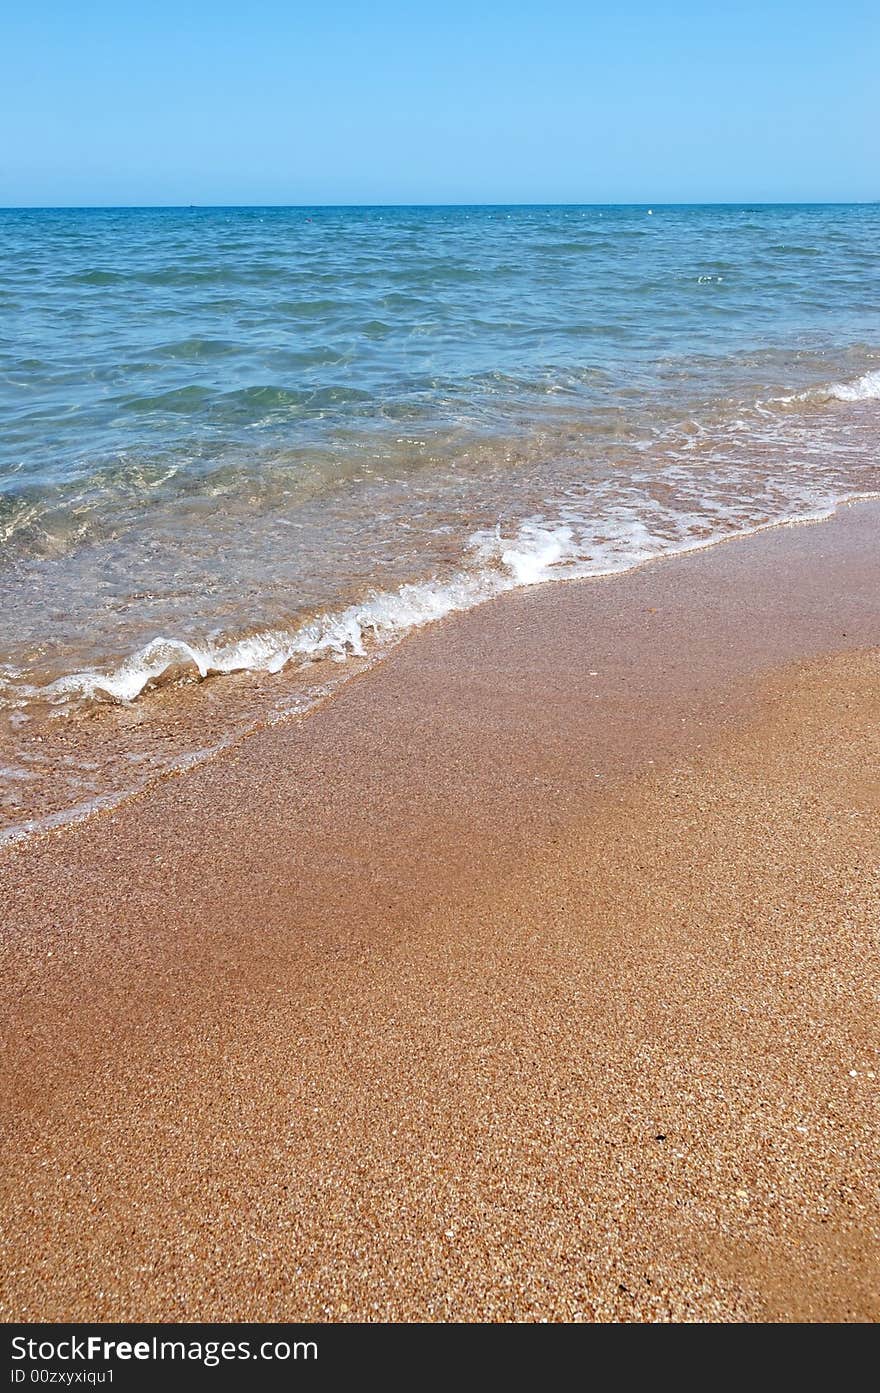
1,1,877,207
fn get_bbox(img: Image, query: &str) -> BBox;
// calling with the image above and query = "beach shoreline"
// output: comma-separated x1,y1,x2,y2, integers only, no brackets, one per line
2,500,879,1322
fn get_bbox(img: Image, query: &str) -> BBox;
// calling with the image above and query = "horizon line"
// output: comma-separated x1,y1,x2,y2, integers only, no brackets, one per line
1,199,878,213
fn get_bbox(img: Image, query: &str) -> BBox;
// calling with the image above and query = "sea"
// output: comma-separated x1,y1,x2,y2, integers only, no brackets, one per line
1,203,878,840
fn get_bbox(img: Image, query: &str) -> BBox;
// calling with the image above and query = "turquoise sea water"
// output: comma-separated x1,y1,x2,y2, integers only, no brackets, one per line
0,204,878,835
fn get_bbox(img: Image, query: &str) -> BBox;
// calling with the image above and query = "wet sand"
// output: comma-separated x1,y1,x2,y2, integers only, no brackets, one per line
1,501,879,1322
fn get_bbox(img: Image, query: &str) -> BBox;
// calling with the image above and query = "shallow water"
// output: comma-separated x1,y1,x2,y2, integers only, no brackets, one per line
1,203,878,837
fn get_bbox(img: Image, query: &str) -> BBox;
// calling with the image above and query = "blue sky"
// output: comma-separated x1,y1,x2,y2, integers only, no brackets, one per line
1,1,877,206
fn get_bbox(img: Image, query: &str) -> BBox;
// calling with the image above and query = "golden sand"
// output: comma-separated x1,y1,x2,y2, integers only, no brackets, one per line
1,503,878,1321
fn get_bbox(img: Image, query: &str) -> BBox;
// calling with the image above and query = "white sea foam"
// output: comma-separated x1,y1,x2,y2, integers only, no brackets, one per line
773,366,880,407
826,368,880,402
46,571,512,705
18,353,880,715
43,491,877,709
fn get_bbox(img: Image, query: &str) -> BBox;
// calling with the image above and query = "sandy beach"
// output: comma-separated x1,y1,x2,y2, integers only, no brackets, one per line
1,501,879,1323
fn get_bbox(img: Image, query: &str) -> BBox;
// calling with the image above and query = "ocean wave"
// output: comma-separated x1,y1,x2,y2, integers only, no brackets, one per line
45,571,509,705
770,366,880,407
42,494,875,710
826,368,880,402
